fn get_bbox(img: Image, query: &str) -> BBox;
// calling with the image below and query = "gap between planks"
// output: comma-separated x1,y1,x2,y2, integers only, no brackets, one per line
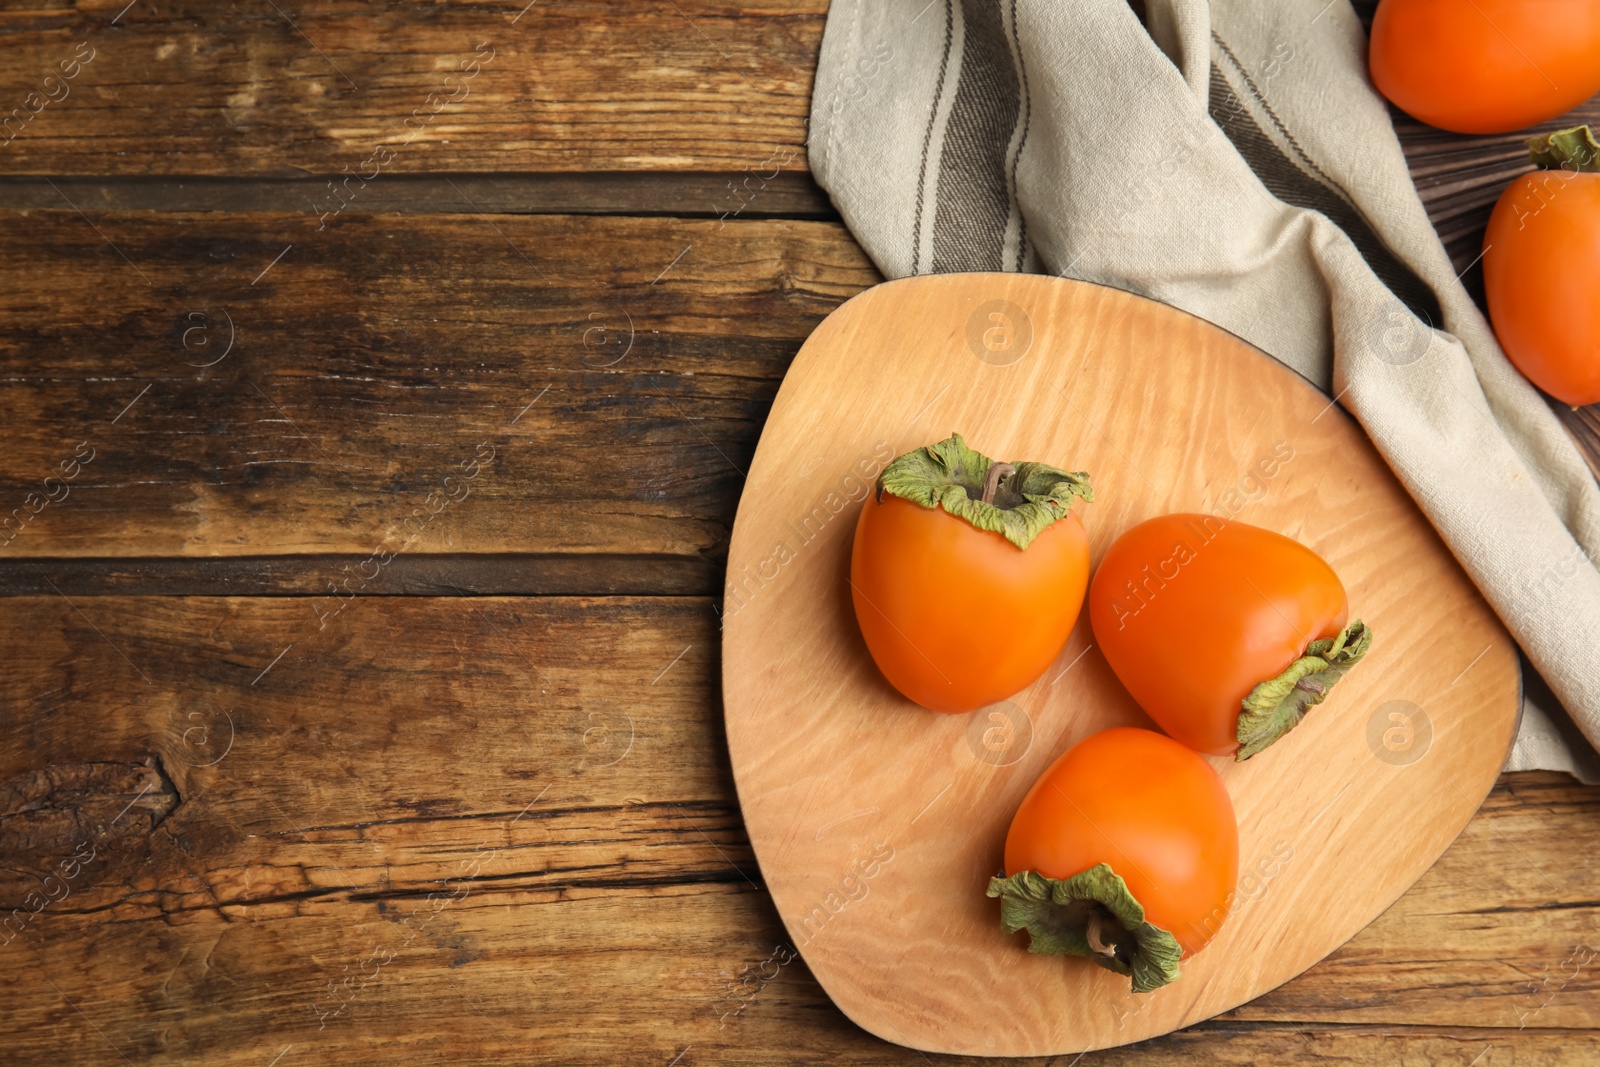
0,172,837,220
0,553,720,598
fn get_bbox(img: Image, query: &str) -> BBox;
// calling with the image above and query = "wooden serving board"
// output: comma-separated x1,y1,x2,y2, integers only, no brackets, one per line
721,273,1519,1056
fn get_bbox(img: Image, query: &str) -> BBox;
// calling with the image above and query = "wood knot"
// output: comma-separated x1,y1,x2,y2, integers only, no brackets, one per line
0,756,181,907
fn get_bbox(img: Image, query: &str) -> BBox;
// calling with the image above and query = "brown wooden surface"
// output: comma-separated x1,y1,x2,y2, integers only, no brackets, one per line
0,0,821,176
0,211,873,562
2,597,1597,1065
722,273,1518,1054
2,0,1599,1063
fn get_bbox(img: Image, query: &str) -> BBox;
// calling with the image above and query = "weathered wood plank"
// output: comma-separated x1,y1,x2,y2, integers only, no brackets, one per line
2,595,1599,1062
0,0,822,176
11,879,1595,1066
0,595,738,917
8,889,1599,1065
0,212,879,560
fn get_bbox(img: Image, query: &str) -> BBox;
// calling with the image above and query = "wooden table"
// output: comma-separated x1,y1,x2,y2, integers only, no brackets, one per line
2,2,1597,1063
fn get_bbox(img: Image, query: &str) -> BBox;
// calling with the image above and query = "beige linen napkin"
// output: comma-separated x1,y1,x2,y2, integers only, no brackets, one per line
808,0,1600,778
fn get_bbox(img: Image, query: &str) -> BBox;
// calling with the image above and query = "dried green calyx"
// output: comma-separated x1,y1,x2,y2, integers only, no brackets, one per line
877,433,1092,550
1527,125,1600,173
987,864,1182,993
1235,620,1373,761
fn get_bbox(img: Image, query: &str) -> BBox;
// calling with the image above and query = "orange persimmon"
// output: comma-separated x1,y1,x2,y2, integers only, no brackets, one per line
850,434,1092,713
1089,515,1370,760
1369,0,1600,134
1484,126,1600,406
988,727,1239,992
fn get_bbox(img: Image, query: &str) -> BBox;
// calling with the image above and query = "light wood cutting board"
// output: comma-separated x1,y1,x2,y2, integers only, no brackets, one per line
720,273,1519,1056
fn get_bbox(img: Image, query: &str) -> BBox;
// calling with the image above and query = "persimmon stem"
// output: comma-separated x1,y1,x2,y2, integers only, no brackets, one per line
1236,620,1372,760
987,865,1183,993
1086,908,1118,959
875,434,1093,550
980,462,1015,505
1527,125,1600,173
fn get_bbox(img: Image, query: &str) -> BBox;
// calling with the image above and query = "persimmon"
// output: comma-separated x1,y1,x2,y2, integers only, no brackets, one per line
1369,0,1600,134
850,434,1093,713
1089,515,1371,760
1484,126,1600,406
988,727,1239,993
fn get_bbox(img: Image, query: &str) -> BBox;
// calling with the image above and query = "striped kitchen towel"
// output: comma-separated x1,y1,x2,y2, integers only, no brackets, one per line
808,0,1600,778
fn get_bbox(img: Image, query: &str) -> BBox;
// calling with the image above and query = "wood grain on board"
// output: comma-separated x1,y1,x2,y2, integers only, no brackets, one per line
0,212,877,563
722,274,1520,1054
0,595,1594,1064
0,0,820,176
